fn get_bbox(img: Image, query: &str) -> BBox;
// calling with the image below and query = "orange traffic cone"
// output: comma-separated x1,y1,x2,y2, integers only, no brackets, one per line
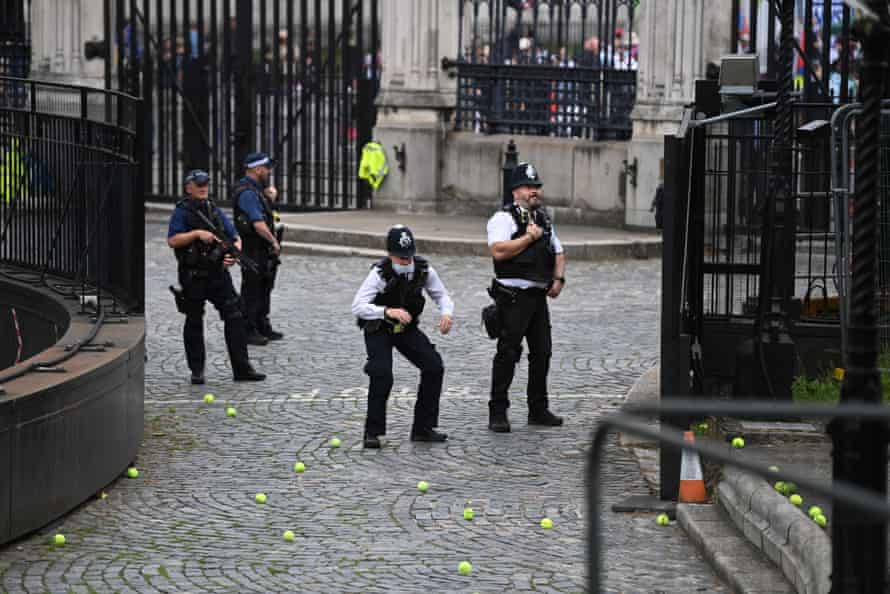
678,431,708,503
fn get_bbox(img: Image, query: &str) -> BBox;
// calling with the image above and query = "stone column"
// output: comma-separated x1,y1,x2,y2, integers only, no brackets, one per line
372,0,458,213
624,0,731,227
29,0,105,85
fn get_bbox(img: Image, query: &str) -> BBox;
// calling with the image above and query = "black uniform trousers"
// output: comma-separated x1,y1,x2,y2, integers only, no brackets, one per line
180,268,252,375
241,248,275,335
363,325,444,437
490,286,552,416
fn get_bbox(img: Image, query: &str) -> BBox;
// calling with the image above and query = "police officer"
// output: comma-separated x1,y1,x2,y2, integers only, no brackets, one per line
351,225,454,449
167,170,266,384
486,162,566,432
233,152,283,345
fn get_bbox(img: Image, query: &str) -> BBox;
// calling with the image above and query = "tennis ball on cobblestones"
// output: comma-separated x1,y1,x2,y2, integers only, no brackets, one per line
769,465,780,473
99,491,108,500
815,514,828,528
126,467,138,479
789,494,803,507
731,437,745,449
53,534,65,546
656,513,670,526
783,482,797,496
282,530,295,542
540,517,554,529
226,407,237,418
808,506,824,519
294,461,306,473
774,481,786,493
330,437,341,448
203,393,215,404
463,508,474,521
458,561,473,576
417,481,429,493
255,493,267,504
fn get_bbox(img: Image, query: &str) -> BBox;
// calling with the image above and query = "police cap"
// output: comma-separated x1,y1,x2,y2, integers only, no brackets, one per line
244,152,275,169
510,162,543,189
184,169,210,185
386,225,416,257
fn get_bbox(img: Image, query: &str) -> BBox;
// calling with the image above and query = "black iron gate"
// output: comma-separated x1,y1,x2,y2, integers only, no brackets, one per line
0,0,30,78
109,0,379,209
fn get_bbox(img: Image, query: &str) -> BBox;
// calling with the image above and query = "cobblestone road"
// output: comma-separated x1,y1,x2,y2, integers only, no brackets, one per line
0,224,726,593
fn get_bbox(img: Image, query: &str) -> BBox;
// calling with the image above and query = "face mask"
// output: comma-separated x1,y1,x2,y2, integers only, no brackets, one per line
393,262,415,276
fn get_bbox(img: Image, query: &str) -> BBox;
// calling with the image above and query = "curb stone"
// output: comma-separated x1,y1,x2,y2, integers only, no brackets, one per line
720,467,831,594
678,503,794,594
145,202,662,262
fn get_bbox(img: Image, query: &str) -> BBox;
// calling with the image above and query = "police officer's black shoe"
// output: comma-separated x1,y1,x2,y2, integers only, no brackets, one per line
262,329,285,341
190,371,205,385
488,415,511,433
528,409,564,427
246,332,269,346
410,428,448,442
363,434,381,449
233,368,266,381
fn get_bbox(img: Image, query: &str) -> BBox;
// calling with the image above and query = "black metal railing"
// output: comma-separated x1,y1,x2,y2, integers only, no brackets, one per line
109,0,379,210
0,76,145,313
451,0,636,139
587,400,890,593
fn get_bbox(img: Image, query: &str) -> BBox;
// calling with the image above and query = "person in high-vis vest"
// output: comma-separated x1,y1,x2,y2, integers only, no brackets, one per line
0,139,28,205
358,141,389,190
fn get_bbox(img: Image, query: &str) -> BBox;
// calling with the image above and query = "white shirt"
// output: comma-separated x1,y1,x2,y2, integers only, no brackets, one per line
487,209,564,289
352,263,455,320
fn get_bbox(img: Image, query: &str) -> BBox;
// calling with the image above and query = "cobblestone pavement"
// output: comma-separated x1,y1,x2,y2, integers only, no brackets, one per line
0,224,726,594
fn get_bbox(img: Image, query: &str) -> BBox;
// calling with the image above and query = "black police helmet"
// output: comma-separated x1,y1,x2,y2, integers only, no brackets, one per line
386,225,416,257
510,162,543,189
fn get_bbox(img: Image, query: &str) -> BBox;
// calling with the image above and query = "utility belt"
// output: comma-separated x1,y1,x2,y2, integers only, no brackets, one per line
358,317,418,336
482,279,544,340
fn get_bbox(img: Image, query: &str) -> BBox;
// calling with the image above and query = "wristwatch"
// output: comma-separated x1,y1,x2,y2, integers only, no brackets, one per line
554,276,566,284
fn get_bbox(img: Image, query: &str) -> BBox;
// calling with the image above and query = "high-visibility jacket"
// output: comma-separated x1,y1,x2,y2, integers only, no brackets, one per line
0,140,28,204
358,141,389,191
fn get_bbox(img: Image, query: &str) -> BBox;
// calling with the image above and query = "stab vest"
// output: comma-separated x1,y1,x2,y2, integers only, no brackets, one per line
232,178,275,252
358,257,430,329
493,205,555,284
174,198,226,271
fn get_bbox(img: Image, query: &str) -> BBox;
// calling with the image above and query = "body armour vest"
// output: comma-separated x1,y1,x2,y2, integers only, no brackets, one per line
493,205,555,284
174,198,227,271
358,257,430,329
232,179,275,252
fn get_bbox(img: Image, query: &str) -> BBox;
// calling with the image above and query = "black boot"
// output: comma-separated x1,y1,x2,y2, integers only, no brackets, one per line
246,332,269,346
363,434,382,449
261,328,285,341
410,427,448,442
190,371,205,385
488,412,511,433
528,408,563,427
234,367,266,381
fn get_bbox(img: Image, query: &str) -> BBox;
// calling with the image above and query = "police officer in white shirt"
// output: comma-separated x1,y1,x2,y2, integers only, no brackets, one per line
352,225,455,449
486,162,566,433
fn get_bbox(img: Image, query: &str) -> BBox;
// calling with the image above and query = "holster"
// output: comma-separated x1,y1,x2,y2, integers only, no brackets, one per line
170,285,188,315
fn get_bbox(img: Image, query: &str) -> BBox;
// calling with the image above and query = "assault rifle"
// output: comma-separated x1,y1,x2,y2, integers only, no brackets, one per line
186,202,261,275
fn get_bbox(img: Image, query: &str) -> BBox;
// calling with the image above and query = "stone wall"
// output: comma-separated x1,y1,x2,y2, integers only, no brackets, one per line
437,133,628,226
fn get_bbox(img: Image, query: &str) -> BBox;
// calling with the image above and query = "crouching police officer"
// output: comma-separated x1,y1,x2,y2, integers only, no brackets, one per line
486,162,566,432
167,169,266,384
351,225,455,449
233,152,283,344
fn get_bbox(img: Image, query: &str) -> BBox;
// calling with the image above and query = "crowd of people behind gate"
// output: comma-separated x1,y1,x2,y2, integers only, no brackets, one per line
462,28,638,138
